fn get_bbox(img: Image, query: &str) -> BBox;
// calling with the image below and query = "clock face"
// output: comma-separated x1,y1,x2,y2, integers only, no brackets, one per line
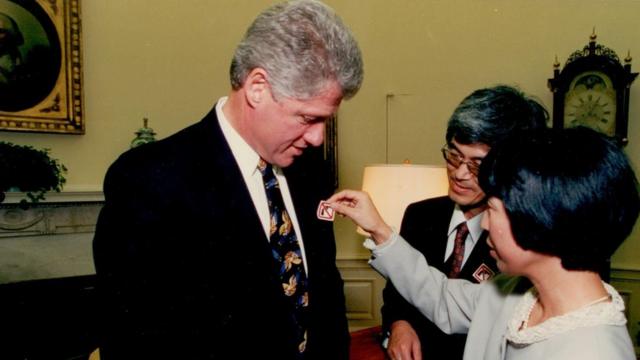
563,71,617,136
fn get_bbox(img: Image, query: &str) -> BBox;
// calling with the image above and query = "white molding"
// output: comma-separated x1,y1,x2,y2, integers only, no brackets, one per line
3,185,104,204
336,258,371,270
338,257,386,330
609,268,640,351
343,278,376,320
336,253,370,261
611,267,640,278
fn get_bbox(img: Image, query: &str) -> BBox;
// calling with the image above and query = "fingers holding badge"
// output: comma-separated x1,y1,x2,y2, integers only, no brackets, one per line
317,200,335,221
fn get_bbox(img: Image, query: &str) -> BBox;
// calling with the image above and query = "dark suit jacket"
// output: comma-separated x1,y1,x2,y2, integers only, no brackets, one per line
93,106,349,359
381,196,499,360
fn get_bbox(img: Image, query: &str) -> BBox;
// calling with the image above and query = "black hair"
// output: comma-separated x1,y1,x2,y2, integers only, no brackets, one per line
446,85,548,147
479,127,640,272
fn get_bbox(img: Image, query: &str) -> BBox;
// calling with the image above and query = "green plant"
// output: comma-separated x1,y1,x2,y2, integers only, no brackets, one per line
0,141,67,204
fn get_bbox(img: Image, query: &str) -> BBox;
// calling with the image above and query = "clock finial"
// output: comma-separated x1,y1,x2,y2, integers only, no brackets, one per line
589,27,597,43
625,50,632,64
553,55,560,69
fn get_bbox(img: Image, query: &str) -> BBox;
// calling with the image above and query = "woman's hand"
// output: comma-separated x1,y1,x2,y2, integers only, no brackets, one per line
326,190,393,245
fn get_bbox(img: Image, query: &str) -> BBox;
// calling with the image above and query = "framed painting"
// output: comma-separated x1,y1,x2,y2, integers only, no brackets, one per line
0,0,84,134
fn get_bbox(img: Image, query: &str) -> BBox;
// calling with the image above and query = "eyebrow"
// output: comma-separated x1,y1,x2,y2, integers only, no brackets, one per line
448,143,486,161
302,115,328,124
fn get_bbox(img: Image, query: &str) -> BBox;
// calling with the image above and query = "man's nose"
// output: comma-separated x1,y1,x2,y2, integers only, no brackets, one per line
453,162,473,179
303,122,325,147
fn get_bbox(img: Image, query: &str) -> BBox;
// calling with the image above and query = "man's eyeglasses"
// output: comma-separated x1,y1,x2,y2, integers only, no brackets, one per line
441,146,481,177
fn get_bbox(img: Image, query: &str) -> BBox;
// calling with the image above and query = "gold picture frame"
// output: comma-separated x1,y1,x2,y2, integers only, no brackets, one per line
0,0,84,134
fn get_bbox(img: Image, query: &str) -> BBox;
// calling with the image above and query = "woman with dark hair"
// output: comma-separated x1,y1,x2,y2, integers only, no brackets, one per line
327,127,639,359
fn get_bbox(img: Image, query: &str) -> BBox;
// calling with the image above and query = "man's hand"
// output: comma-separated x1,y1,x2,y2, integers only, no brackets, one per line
387,320,422,360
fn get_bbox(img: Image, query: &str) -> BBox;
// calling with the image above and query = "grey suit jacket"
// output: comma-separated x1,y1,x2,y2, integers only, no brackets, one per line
381,196,498,359
370,235,634,360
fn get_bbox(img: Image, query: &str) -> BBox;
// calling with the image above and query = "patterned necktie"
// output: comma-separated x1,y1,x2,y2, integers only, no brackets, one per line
258,159,309,356
448,222,469,278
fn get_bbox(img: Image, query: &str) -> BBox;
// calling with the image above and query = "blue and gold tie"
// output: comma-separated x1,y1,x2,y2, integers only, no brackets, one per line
258,159,309,356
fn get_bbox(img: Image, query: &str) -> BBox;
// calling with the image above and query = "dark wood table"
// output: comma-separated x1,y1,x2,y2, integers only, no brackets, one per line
350,326,386,360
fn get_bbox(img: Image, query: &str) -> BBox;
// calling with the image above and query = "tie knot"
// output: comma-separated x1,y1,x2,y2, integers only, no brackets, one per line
258,158,274,177
457,221,469,238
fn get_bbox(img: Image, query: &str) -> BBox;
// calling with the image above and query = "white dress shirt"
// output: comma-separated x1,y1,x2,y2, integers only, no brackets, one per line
216,97,309,274
443,206,485,266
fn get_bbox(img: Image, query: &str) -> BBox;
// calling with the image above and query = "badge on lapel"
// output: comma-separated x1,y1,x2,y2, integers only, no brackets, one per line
316,201,335,221
472,263,495,282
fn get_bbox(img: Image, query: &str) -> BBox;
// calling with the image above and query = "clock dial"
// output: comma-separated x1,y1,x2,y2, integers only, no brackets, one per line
563,71,616,136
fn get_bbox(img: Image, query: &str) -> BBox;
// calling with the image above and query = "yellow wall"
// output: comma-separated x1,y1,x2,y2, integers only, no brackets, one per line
330,0,640,268
2,0,640,267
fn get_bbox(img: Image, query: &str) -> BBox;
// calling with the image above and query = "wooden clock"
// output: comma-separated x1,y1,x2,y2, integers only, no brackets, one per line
548,32,637,145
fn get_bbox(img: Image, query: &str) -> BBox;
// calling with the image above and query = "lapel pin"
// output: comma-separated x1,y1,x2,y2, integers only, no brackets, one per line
472,263,495,283
316,200,335,221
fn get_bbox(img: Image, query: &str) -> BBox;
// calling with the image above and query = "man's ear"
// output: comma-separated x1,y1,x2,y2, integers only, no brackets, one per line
244,68,269,108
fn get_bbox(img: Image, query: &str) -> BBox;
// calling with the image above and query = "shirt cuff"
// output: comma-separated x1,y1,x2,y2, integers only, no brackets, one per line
381,331,390,349
362,230,398,259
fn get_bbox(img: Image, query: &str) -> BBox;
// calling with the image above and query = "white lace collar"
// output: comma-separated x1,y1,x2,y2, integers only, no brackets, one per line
506,282,627,345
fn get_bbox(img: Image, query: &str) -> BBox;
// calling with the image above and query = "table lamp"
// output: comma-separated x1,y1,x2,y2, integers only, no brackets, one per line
358,163,448,236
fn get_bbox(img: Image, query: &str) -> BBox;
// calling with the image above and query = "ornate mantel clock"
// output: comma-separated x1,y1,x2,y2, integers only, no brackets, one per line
548,31,637,145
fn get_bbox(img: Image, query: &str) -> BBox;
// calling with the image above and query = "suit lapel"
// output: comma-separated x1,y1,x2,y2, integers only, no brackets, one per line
282,150,335,286
460,232,498,282
433,199,456,261
197,109,280,277
423,197,456,267
283,157,320,274
422,198,497,281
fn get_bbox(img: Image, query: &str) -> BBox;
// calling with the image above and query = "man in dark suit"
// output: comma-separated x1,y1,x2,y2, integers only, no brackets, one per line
381,86,548,360
92,1,363,359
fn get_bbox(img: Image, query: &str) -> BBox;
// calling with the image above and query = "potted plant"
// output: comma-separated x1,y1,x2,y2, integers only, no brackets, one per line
0,141,67,205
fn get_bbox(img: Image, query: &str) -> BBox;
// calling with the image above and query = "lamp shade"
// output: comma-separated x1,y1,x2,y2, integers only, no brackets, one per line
359,164,449,236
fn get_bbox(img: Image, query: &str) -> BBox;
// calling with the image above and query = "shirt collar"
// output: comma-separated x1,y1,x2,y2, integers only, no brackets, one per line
448,204,485,243
216,97,263,178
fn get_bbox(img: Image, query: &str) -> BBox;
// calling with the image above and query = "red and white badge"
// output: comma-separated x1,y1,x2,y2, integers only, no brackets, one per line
316,201,335,221
472,263,495,282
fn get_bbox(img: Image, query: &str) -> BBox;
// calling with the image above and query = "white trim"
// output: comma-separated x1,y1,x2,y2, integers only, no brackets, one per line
3,185,104,204
611,267,640,278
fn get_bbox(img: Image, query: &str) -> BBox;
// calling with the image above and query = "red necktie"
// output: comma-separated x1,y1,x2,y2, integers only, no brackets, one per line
448,222,469,278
